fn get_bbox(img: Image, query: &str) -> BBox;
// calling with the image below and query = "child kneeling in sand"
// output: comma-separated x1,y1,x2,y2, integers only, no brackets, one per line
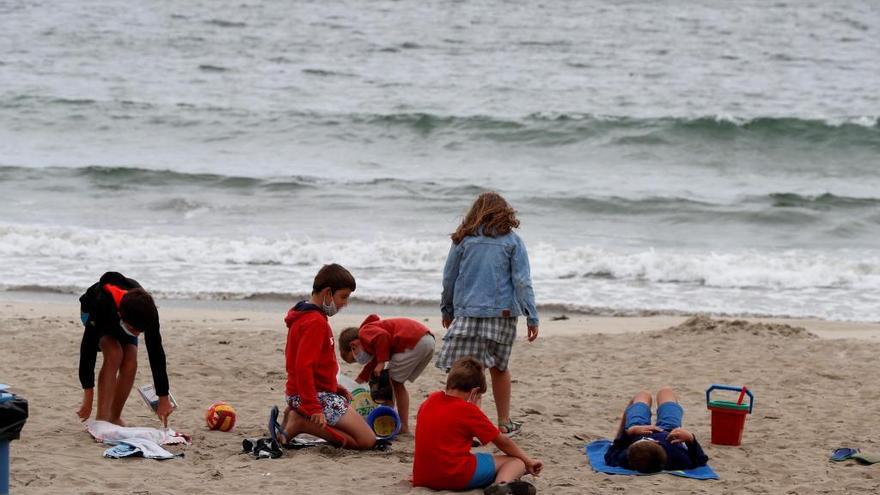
338,314,434,434
271,264,375,450
605,387,709,473
413,357,542,495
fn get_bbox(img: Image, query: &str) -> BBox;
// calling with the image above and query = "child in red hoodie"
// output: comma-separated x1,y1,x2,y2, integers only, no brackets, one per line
275,263,375,450
338,315,435,434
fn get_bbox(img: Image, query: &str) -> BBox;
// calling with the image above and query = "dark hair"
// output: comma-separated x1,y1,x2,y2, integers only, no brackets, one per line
119,288,159,333
312,263,356,294
338,327,359,356
451,192,520,244
628,440,667,473
446,357,487,393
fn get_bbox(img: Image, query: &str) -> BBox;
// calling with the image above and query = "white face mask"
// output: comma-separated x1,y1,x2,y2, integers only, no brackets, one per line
322,293,338,317
355,350,373,365
119,320,138,338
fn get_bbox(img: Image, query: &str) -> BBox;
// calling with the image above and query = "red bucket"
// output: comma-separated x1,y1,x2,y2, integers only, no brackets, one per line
706,385,753,446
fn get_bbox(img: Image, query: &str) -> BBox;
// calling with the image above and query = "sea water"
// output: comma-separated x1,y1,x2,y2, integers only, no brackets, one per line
1,0,878,320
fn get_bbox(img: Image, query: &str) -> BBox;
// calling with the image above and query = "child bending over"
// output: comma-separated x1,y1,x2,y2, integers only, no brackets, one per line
338,315,434,434
77,271,173,427
605,387,709,473
413,357,542,495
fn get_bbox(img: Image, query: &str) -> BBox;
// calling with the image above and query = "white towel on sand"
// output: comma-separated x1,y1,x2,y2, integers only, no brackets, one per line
86,420,190,460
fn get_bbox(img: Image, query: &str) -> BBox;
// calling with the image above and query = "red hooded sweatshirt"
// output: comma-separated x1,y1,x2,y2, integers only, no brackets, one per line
356,314,433,383
284,301,339,416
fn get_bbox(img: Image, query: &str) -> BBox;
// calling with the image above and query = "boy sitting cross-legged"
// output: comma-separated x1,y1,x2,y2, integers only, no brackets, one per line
412,357,542,495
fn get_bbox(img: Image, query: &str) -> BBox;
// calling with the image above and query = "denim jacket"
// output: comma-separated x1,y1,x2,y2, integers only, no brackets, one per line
441,231,539,327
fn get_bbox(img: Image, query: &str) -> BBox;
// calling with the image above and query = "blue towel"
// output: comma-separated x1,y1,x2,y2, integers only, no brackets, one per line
586,440,719,480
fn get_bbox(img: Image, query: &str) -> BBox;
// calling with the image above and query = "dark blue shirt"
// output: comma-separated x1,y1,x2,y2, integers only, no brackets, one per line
605,430,709,471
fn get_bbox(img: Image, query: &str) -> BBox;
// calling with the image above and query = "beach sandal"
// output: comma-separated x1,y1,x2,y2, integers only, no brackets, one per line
499,419,523,437
484,480,537,495
268,405,289,448
830,447,859,462
242,437,282,459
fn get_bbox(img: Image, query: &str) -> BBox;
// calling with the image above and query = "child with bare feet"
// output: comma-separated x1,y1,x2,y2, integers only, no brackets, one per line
77,271,173,427
269,264,375,450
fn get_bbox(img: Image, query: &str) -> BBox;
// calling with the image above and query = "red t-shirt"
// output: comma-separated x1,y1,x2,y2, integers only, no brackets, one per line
412,391,501,490
284,303,339,416
356,314,433,382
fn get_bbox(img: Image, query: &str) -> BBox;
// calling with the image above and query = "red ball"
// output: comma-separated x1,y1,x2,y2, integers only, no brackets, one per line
205,401,236,432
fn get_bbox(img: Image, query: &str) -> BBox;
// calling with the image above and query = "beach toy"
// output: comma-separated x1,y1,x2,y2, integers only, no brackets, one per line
205,401,237,432
369,370,394,404
338,374,378,418
366,405,401,440
0,384,28,495
706,384,753,446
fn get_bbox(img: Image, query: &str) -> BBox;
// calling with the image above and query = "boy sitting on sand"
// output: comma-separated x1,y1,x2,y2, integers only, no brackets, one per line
605,387,709,473
338,314,435,434
413,357,542,495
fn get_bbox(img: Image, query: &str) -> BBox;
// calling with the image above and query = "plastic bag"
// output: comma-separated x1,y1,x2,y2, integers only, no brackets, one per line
0,394,28,441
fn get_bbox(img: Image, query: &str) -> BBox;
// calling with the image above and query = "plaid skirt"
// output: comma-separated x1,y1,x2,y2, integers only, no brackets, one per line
435,317,517,372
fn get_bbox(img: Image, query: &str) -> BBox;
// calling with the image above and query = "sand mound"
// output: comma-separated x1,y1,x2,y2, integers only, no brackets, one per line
665,315,815,339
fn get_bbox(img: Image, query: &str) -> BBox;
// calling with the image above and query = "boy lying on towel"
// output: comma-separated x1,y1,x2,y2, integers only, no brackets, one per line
605,387,709,473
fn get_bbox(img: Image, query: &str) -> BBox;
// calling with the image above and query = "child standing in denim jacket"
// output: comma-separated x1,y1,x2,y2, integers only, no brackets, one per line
436,192,539,436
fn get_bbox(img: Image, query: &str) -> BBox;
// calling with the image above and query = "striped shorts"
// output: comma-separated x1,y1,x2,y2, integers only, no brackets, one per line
435,317,517,372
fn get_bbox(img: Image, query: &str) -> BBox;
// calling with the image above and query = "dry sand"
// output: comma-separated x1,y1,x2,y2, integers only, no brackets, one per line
2,298,880,494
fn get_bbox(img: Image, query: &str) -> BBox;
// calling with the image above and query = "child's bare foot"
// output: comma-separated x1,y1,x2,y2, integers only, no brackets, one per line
398,427,411,436
282,411,309,441
110,417,127,427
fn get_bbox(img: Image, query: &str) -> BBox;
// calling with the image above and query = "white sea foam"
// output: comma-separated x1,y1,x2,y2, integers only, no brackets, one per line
2,223,879,321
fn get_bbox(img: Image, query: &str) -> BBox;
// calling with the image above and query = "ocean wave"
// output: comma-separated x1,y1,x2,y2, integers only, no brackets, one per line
2,224,879,292
313,112,880,147
4,165,880,221
767,192,880,209
2,224,879,320
4,93,877,147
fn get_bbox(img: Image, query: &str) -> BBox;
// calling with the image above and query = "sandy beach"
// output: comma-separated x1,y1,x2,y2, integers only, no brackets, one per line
2,295,879,494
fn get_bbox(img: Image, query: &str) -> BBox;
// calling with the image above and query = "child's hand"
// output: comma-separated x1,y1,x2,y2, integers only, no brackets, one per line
527,325,539,342
310,412,327,428
156,396,174,427
77,389,94,421
525,458,543,476
442,317,453,328
373,361,386,375
626,424,661,436
667,427,695,444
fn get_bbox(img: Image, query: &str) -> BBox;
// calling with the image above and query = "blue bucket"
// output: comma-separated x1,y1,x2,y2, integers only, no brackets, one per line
366,405,401,441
